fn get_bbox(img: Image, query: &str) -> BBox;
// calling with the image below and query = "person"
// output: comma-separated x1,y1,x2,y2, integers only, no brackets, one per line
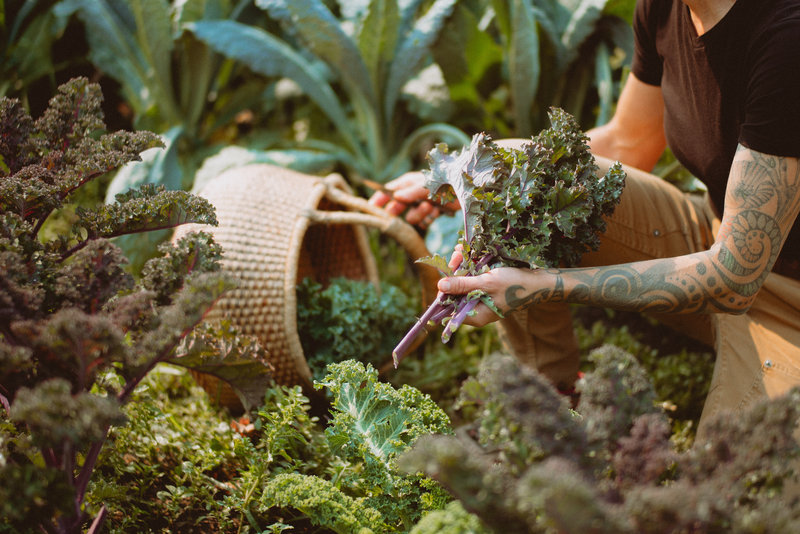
370,0,800,440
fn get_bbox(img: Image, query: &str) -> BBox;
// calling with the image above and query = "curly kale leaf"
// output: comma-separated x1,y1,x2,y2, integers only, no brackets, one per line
169,320,274,413
425,132,505,244
425,108,625,271
409,500,490,534
0,78,162,226
76,184,217,241
139,231,223,306
10,378,126,450
296,277,417,380
260,473,383,534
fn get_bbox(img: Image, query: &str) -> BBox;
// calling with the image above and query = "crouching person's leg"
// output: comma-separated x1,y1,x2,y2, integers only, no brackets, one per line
698,272,800,441
496,304,581,392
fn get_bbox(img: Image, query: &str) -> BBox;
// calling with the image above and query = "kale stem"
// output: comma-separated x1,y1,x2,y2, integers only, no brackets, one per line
441,297,479,343
392,294,446,367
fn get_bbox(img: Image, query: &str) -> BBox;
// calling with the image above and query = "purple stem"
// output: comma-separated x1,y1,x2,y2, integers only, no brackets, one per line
393,294,448,367
87,505,108,534
429,302,456,324
441,298,480,343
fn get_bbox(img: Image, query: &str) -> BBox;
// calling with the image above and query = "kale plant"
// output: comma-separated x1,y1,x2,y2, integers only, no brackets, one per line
401,348,800,533
0,78,234,534
296,277,417,380
254,360,453,533
393,108,626,364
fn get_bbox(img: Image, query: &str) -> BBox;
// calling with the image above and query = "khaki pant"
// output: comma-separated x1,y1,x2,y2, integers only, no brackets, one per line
497,156,800,440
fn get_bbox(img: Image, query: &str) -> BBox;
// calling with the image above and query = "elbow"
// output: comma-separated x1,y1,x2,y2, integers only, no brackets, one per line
715,290,758,315
728,302,753,315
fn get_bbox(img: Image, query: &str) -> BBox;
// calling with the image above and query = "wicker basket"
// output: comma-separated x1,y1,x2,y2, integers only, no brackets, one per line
173,164,439,408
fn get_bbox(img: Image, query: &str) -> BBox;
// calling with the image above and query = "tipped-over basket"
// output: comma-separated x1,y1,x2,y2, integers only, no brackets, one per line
172,164,439,408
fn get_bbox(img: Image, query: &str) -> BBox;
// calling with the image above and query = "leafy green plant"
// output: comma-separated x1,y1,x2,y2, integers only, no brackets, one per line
0,77,233,533
401,349,800,533
86,366,244,533
188,0,471,182
434,0,636,136
169,320,276,413
296,277,417,380
394,108,626,361
250,360,453,532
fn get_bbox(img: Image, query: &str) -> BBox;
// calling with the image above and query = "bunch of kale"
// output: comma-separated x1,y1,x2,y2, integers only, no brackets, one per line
394,108,626,364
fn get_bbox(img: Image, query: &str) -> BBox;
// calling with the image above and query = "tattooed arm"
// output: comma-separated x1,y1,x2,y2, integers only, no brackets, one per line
437,146,800,327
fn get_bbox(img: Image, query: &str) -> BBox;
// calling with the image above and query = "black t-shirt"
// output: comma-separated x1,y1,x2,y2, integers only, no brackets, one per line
632,0,800,275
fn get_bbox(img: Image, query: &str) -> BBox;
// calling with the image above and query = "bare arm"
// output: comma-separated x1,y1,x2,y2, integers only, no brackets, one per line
440,147,800,325
586,73,667,172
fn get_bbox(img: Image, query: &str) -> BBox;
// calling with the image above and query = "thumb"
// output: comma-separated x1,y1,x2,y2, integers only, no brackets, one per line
438,275,480,295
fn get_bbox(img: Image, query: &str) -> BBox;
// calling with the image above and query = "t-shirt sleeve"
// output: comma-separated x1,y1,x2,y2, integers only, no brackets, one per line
631,0,663,86
739,18,800,158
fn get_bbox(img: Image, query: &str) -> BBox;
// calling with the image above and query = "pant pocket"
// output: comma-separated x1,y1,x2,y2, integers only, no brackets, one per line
736,357,800,412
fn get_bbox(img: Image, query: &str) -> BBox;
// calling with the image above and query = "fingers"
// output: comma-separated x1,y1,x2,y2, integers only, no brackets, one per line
438,273,481,295
405,203,439,226
447,245,463,271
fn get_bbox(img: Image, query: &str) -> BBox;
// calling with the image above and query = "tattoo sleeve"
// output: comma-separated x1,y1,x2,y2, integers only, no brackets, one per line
505,146,800,315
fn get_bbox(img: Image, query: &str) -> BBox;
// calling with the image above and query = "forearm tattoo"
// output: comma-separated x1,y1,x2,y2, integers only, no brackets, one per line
506,147,800,315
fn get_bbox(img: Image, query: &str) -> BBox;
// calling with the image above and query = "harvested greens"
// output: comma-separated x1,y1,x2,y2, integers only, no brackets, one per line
393,108,626,366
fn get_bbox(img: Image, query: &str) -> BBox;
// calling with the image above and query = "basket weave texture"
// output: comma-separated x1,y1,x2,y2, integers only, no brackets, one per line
173,164,438,401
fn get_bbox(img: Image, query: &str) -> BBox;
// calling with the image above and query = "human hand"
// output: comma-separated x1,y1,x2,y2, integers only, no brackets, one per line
367,171,459,228
437,254,535,327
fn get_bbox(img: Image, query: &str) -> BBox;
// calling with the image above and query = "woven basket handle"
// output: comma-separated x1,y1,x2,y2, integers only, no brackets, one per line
303,176,441,307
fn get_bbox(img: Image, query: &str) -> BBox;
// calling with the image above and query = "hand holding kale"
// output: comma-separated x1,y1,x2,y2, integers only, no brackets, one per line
393,108,626,366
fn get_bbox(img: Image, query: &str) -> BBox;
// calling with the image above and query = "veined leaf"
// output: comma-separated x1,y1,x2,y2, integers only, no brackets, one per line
174,0,235,23
593,42,614,127
425,133,501,243
432,5,503,109
397,0,426,34
359,0,400,95
337,0,372,22
54,0,150,113
383,0,457,122
0,4,69,95
256,0,376,107
416,254,454,278
317,360,451,470
129,0,174,104
508,0,541,136
186,20,360,155
169,321,273,412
